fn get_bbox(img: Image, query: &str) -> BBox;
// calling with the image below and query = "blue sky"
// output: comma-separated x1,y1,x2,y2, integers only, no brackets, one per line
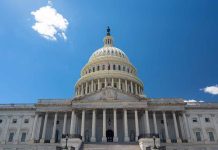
0,0,218,104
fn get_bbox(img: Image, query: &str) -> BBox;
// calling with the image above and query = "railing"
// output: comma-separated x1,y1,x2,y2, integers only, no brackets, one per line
182,139,188,143
34,139,40,143
146,146,166,150
62,134,82,139
160,139,166,143
171,139,177,143
44,140,50,143
138,133,159,140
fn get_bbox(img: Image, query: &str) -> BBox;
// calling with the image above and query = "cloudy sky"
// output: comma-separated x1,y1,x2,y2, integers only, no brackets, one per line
0,0,218,103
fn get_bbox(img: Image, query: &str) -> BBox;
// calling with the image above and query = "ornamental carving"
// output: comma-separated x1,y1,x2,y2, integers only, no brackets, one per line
100,88,118,100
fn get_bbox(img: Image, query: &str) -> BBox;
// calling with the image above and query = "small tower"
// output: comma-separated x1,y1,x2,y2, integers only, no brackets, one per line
103,26,113,47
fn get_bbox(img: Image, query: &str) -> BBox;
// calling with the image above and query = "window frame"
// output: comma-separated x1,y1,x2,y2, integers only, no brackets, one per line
8,132,15,142
195,131,201,142
21,132,27,142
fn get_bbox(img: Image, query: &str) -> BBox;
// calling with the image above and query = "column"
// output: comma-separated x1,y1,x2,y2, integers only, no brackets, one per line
91,110,96,142
81,110,85,141
138,86,141,95
118,79,121,90
112,78,114,87
105,78,107,88
113,109,118,142
145,110,150,134
40,112,48,143
183,113,191,142
153,111,158,134
134,110,139,142
63,112,67,135
211,114,218,141
51,112,58,143
102,109,107,142
135,84,138,95
124,109,130,142
3,116,11,144
172,112,182,143
30,113,38,143
98,79,101,90
125,80,128,92
130,82,133,93
15,116,23,144
91,80,94,92
198,114,207,142
81,84,84,96
70,110,76,135
163,112,171,143
79,86,81,96
85,82,88,94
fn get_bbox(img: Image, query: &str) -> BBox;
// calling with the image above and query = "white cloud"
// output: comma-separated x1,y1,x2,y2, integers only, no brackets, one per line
31,5,69,41
184,99,197,103
184,99,204,103
202,85,218,95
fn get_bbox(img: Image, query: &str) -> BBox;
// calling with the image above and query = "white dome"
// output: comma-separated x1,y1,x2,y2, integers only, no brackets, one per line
74,27,144,98
88,46,129,62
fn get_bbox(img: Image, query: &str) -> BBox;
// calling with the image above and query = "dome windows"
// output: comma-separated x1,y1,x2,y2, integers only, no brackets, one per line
82,63,136,76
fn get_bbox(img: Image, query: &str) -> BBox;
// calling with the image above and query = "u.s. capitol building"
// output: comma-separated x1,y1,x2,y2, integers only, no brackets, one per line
0,28,218,150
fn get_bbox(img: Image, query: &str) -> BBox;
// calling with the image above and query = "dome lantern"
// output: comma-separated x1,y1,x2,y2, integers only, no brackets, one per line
104,26,113,47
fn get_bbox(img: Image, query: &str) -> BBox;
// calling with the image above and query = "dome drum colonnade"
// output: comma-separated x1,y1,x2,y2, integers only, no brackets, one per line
75,28,144,97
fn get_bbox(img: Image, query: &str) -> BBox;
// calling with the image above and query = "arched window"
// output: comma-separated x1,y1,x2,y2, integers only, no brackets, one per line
113,64,116,70
108,64,110,70
97,66,100,71
118,65,121,70
89,69,91,73
93,67,95,72
102,65,105,70
123,66,126,71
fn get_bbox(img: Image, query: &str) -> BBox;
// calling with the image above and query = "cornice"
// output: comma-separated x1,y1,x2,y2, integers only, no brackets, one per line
75,70,144,87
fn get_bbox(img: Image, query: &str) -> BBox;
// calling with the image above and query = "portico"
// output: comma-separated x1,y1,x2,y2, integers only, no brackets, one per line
31,102,186,144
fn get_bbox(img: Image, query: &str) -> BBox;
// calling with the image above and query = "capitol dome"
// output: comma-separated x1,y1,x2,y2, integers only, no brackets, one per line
75,27,144,97
88,47,129,63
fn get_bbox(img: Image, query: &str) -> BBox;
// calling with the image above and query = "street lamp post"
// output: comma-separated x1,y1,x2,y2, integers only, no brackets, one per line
56,134,69,150
64,134,69,149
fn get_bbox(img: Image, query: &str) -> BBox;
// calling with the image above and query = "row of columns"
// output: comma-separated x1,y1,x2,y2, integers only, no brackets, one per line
80,109,184,143
30,110,188,143
76,78,143,96
31,111,76,143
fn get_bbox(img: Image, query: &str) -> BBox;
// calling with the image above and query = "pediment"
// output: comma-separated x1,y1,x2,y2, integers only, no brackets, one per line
75,87,141,102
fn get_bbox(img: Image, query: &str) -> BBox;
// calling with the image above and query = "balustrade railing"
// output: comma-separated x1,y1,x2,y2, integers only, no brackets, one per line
138,133,159,140
62,134,82,139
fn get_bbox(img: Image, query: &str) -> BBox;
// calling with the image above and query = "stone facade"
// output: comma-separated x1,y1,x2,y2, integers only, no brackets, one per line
0,28,218,150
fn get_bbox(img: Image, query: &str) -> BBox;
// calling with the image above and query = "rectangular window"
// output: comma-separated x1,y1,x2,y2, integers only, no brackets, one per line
161,120,164,124
12,119,17,124
8,132,14,142
193,118,198,123
208,132,215,141
205,118,210,122
24,119,29,123
195,132,201,141
21,132,26,142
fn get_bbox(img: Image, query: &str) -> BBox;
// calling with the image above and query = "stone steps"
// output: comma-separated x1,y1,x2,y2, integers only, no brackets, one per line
82,143,141,150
